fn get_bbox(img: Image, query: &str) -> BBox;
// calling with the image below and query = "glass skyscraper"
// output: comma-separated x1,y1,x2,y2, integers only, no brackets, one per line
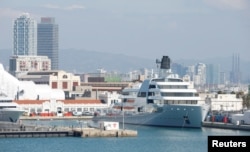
37,17,59,70
206,64,220,85
13,13,37,56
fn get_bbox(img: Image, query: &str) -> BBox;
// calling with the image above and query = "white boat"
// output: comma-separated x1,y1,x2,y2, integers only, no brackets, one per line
93,56,210,128
0,96,24,122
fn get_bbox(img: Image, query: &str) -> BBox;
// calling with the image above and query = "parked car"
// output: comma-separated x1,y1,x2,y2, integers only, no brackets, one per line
82,111,93,116
72,111,82,116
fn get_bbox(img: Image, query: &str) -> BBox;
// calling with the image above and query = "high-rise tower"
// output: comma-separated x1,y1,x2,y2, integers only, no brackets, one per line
230,53,241,84
37,17,59,70
13,13,37,56
194,63,206,86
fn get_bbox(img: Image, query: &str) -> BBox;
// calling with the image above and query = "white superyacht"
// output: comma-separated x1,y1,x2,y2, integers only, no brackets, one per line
0,96,24,122
93,56,210,128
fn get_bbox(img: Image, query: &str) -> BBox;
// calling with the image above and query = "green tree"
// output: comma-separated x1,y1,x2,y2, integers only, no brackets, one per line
243,94,250,109
217,90,223,94
236,91,244,98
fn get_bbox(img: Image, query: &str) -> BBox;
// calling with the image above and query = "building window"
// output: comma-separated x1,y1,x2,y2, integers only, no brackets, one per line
63,75,68,79
37,108,42,113
63,82,68,89
73,82,78,86
64,108,69,112
52,82,57,89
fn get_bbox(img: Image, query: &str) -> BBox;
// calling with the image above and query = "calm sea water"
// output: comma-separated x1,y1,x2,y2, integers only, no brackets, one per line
1,120,250,152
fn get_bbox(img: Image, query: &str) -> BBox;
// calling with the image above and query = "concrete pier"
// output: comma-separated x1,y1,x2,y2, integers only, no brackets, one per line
202,121,250,131
73,128,137,138
0,122,137,138
0,130,73,138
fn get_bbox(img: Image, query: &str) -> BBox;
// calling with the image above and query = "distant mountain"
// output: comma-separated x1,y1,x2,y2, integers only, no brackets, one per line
1,48,249,82
0,49,155,73
59,49,155,73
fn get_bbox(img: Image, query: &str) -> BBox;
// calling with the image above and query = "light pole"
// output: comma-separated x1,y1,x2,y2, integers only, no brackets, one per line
122,101,124,130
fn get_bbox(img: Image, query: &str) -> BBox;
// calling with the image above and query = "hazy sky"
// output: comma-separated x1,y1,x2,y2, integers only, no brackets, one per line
0,0,250,61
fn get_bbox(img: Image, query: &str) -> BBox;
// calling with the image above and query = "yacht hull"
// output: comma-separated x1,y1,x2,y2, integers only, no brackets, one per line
93,104,209,128
0,108,24,122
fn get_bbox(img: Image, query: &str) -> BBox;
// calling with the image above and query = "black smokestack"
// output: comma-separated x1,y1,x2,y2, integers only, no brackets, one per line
160,56,170,69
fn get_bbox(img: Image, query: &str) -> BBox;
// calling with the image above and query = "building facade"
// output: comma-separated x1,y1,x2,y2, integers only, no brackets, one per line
37,17,59,70
194,63,206,86
9,55,51,77
206,64,220,86
206,94,243,112
18,70,80,92
230,53,241,85
13,13,37,56
15,99,107,116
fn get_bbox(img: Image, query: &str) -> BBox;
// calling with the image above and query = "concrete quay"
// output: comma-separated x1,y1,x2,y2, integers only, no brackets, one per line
202,121,250,131
0,122,137,138
0,130,74,138
73,128,138,138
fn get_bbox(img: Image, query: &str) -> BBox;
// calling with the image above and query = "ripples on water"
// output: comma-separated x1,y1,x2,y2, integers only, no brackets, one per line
1,120,250,152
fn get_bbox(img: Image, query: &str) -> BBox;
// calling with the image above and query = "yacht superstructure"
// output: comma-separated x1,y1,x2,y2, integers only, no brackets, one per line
93,56,210,128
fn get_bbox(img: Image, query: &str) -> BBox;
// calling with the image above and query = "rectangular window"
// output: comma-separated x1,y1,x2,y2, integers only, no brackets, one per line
138,92,146,97
64,108,69,112
63,82,68,89
52,82,57,89
73,82,78,86
77,108,82,112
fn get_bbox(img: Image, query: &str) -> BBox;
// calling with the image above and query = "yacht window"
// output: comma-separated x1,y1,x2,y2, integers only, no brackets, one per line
138,92,146,97
147,99,154,104
158,85,187,89
192,101,197,104
149,85,156,89
148,92,154,96
0,100,12,103
0,106,16,109
174,101,179,104
161,93,193,97
122,92,129,95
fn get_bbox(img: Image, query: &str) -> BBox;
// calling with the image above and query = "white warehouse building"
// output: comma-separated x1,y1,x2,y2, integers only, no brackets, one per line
206,94,243,112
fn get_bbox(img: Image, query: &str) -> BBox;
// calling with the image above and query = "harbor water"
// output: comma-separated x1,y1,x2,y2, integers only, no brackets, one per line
1,120,250,152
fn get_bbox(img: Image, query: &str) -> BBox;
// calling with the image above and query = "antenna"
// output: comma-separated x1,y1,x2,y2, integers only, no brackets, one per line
156,59,161,68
